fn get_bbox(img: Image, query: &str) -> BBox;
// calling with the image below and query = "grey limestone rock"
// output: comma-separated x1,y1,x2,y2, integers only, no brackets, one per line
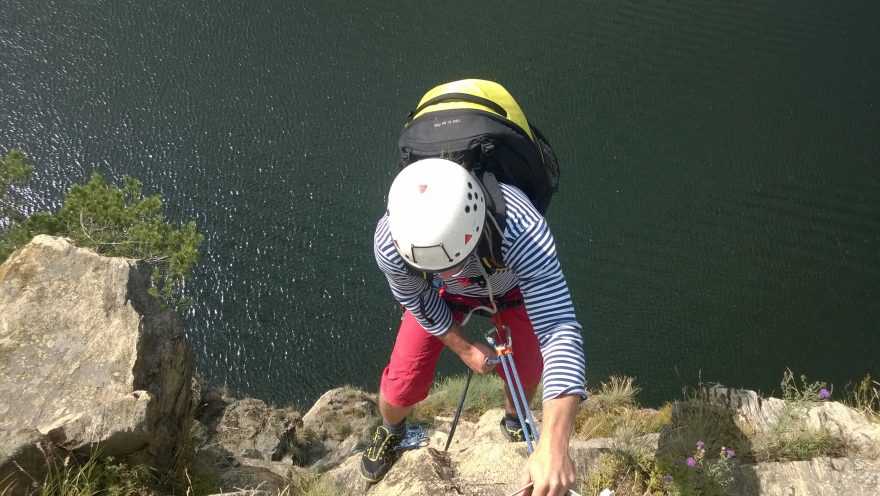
207,398,302,463
0,236,194,491
731,457,880,496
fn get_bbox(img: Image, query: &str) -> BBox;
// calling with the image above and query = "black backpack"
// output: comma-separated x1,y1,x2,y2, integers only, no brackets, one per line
397,79,560,272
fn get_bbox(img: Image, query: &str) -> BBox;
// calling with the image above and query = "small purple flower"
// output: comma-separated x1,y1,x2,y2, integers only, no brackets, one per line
726,448,736,458
686,457,697,468
665,474,671,483
696,440,705,449
819,388,831,400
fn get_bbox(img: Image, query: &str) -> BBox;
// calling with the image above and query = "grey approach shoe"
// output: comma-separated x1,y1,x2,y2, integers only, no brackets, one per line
360,425,404,483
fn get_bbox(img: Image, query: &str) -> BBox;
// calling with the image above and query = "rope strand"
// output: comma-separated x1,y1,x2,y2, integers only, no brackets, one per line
460,256,499,326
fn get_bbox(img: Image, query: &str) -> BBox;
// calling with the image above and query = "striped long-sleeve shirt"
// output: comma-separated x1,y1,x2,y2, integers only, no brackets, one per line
374,183,586,403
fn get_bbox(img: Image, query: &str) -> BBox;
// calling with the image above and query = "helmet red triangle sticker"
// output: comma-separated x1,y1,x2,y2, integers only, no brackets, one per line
418,184,428,193
464,233,472,244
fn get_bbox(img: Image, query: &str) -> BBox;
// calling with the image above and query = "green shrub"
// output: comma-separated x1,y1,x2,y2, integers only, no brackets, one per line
0,149,33,217
0,149,35,260
0,149,203,308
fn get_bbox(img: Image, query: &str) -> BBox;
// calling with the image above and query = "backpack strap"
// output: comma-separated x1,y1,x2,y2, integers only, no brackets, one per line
409,93,508,120
477,172,508,273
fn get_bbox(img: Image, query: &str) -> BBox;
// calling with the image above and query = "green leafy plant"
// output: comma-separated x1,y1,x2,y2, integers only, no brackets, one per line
0,149,203,308
754,369,846,461
656,440,736,496
779,368,832,403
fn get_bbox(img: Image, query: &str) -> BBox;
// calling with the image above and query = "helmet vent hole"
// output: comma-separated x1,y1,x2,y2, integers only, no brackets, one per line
467,182,473,189
465,206,471,213
474,203,478,211
467,192,473,200
476,226,480,232
455,252,460,257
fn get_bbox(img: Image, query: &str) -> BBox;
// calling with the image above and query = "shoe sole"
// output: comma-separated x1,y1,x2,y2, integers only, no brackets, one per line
360,472,383,484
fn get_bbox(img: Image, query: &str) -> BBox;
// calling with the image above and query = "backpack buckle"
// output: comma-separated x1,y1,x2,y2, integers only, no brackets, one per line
480,141,495,156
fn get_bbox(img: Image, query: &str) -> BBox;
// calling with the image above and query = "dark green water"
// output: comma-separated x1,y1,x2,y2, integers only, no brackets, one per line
2,1,878,407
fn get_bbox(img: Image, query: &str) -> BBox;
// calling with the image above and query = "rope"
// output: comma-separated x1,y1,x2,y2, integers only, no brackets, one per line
394,424,429,451
460,257,499,326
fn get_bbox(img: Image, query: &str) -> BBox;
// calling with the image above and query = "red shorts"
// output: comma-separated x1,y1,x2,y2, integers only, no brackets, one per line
380,288,544,408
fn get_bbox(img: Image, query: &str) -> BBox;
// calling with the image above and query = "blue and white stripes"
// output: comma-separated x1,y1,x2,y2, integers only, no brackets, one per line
374,183,586,403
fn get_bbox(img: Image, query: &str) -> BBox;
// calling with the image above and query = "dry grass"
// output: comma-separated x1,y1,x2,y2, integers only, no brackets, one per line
845,375,880,423
411,373,506,424
579,407,667,496
0,474,17,496
201,472,342,496
755,425,847,462
574,376,671,441
588,376,640,412
286,470,343,496
580,449,664,496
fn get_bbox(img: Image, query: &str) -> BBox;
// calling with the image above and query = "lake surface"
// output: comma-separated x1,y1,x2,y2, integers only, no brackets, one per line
2,0,878,407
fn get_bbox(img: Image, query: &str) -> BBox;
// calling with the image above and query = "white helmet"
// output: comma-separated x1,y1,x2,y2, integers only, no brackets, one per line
387,158,486,272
